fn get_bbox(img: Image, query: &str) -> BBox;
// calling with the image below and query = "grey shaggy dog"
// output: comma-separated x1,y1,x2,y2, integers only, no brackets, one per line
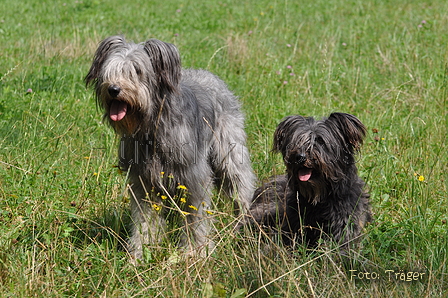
249,112,371,251
85,36,255,260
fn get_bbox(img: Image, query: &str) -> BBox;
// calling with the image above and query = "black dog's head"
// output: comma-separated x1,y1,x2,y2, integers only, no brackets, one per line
273,112,366,204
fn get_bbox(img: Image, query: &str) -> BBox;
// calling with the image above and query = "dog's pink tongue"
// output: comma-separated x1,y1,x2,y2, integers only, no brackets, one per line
110,101,127,121
298,168,313,182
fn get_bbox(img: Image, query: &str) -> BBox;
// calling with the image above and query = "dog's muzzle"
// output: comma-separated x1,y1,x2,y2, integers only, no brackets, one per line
286,152,313,182
106,85,129,122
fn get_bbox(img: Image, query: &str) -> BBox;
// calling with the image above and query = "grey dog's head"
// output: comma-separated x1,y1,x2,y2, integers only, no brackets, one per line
85,35,181,134
273,112,366,203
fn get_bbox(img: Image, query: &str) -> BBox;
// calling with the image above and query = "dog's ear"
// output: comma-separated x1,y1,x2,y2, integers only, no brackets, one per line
326,113,366,151
85,35,126,87
273,115,307,153
143,39,181,93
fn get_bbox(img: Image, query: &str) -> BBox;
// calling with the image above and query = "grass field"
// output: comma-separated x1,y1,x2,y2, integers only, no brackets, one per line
1,0,447,296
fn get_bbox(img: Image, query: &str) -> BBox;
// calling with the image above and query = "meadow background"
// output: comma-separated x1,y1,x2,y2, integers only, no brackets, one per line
0,0,446,296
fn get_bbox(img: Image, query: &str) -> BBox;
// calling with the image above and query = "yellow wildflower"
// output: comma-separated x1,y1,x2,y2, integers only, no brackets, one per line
418,175,425,182
180,197,187,203
152,203,162,211
177,184,187,190
205,210,213,215
161,195,167,200
188,205,198,211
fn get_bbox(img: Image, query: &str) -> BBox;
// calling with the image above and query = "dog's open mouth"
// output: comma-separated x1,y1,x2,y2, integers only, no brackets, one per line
298,168,313,182
109,100,128,121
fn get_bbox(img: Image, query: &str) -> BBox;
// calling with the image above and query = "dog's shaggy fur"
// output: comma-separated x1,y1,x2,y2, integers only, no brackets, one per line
85,36,255,259
249,112,371,251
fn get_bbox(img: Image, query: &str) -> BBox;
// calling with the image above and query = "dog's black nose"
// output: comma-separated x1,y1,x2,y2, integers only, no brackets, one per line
296,153,307,164
108,85,121,98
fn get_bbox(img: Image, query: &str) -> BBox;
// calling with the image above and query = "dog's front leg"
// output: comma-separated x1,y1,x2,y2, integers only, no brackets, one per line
128,186,166,260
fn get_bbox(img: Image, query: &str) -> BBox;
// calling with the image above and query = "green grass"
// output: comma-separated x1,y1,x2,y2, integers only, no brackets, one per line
1,0,447,296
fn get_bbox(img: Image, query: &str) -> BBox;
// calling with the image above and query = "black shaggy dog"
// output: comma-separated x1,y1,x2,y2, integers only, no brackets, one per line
249,112,371,251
